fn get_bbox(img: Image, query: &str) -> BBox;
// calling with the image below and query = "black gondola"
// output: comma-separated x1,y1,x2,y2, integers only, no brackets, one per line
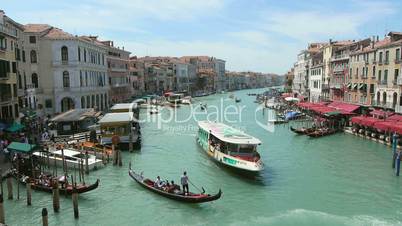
13,173,100,195
128,169,221,203
290,126,315,135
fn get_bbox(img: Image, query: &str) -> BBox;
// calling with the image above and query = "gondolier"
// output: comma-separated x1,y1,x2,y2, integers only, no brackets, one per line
181,171,189,195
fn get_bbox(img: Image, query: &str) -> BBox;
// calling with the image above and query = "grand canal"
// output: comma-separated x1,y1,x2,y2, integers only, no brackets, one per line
4,88,402,226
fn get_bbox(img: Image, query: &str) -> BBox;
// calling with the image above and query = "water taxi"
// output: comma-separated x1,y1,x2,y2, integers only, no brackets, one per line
197,121,264,172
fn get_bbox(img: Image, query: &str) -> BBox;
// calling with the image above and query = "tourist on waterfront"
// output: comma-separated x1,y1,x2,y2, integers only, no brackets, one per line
181,171,189,195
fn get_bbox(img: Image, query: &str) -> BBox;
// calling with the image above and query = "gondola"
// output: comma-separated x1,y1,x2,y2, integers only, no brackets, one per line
290,126,315,135
13,172,100,195
128,169,221,203
306,128,337,138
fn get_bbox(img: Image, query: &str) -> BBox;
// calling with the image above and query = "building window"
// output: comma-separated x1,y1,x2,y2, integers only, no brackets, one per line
372,66,376,78
385,51,389,63
395,69,399,82
22,50,26,62
45,99,52,108
378,70,382,82
32,73,38,88
61,46,68,61
62,71,70,88
396,49,400,61
80,71,83,87
18,73,22,89
12,62,16,73
84,49,87,62
384,69,388,82
379,52,383,63
30,50,37,63
29,36,36,44
78,47,81,61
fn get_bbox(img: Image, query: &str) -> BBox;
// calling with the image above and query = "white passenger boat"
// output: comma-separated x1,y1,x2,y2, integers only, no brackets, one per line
197,121,264,172
33,149,103,170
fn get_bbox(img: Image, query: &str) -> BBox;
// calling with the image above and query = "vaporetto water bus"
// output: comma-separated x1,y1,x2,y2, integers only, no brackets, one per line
197,121,264,173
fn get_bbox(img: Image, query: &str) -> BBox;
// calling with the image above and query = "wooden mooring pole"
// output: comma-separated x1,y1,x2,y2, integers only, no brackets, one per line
52,180,60,213
42,208,48,226
6,177,12,200
72,187,79,219
85,151,89,175
26,182,32,206
0,194,4,224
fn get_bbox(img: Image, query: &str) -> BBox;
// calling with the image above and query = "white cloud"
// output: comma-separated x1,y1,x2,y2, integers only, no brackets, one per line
260,0,395,42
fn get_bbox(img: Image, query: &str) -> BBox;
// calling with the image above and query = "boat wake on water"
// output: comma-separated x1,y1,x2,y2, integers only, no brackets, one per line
229,209,402,226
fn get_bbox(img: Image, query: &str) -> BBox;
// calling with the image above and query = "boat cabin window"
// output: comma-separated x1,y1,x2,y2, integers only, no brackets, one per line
238,144,256,153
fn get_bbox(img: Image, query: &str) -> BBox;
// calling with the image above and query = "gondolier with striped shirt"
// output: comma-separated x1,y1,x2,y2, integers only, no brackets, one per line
181,171,189,195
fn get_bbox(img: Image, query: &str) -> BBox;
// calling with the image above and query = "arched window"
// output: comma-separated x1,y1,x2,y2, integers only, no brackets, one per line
86,96,90,108
61,46,68,61
30,50,37,63
62,71,70,88
376,92,380,105
78,47,81,61
32,73,38,88
382,92,387,105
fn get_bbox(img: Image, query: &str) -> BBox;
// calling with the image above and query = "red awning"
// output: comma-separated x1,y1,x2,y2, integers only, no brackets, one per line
359,117,383,127
374,121,395,132
351,116,365,124
327,102,360,113
387,114,402,122
369,109,394,118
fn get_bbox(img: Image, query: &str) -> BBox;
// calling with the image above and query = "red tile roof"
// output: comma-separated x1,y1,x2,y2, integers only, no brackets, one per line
24,24,52,33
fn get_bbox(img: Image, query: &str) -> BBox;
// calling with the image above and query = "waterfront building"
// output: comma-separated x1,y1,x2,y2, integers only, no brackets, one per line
371,32,402,112
0,11,22,122
308,49,323,102
293,50,309,97
181,56,226,92
128,56,145,97
346,38,380,106
23,24,109,115
96,39,131,104
328,40,356,102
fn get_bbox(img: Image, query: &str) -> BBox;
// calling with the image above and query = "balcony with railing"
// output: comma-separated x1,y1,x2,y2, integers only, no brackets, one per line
0,93,12,103
0,73,10,80
331,54,349,61
0,24,17,37
395,58,402,64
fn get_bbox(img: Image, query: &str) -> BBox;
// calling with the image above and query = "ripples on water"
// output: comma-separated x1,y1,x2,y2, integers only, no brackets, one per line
4,88,402,225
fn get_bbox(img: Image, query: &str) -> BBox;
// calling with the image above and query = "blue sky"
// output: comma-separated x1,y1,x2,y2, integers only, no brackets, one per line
2,0,402,74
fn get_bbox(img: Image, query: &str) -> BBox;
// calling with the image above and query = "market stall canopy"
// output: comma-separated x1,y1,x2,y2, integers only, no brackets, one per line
374,121,395,132
359,117,383,127
7,142,36,154
327,102,360,113
6,122,25,132
386,114,402,122
370,109,394,118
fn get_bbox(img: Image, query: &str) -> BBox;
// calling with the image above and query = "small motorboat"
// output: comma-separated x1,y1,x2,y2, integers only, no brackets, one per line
181,96,192,105
229,93,234,99
235,98,241,103
290,126,315,135
128,169,221,203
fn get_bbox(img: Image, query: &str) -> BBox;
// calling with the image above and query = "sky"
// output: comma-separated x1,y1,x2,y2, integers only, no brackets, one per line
2,0,402,74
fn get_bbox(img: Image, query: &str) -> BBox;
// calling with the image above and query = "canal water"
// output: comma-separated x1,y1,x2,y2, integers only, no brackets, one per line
4,88,402,226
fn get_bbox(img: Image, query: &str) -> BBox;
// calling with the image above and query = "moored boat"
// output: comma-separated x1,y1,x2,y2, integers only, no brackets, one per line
128,169,221,203
13,173,99,195
197,121,264,173
290,126,316,135
306,128,337,138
